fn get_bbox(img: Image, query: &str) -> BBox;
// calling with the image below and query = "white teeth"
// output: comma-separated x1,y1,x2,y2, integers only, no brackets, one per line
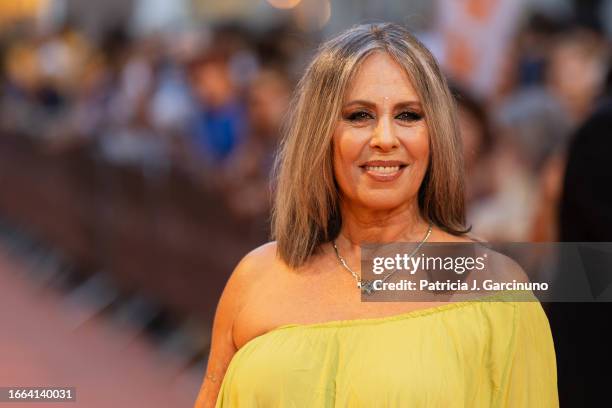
364,166,401,174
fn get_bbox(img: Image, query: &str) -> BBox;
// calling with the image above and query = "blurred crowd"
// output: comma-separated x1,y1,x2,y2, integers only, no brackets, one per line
0,21,299,222
0,9,610,242
456,13,610,241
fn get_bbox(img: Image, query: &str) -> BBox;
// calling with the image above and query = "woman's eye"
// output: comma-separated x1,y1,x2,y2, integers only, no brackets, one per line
396,111,423,122
345,111,373,122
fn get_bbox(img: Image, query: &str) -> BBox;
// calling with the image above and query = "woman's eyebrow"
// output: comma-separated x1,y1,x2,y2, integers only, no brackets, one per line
343,99,376,109
343,99,422,109
395,101,422,109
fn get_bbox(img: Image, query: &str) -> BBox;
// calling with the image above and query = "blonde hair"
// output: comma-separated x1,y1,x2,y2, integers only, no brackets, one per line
272,22,468,267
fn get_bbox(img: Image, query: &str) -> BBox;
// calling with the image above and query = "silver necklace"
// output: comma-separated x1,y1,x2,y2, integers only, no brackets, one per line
332,223,433,295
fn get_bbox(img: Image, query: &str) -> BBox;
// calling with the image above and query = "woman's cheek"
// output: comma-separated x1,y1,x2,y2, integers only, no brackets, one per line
333,130,364,197
402,129,429,163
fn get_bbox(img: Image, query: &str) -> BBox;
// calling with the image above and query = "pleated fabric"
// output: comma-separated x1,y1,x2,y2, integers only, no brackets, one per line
215,291,558,407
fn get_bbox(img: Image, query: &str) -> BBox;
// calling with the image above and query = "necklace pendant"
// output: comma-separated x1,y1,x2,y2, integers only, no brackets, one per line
359,280,375,295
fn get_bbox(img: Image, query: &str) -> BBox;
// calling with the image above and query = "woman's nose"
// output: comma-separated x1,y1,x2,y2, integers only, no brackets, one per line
370,116,400,151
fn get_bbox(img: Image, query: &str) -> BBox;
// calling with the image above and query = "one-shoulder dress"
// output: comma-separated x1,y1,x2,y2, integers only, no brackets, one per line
215,291,558,407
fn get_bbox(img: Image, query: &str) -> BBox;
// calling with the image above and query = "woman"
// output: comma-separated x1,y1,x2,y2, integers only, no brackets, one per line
195,23,558,407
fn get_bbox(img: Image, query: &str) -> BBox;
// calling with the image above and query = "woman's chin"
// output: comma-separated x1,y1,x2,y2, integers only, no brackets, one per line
353,195,413,212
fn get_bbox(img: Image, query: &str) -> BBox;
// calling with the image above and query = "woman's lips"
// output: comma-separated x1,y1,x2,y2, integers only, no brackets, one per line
359,161,408,182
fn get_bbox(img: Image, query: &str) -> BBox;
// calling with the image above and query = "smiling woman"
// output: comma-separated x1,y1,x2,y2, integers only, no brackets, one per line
194,22,558,408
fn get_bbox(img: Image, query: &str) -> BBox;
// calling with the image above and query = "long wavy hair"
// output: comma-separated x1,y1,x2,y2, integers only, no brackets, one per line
271,22,468,268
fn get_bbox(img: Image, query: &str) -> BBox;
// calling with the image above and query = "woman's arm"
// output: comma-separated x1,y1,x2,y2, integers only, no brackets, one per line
193,250,261,408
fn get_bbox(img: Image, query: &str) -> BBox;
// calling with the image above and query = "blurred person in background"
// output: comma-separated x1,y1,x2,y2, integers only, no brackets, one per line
1,37,41,132
148,34,195,137
61,28,127,141
98,37,171,170
68,49,112,139
220,67,291,222
469,21,608,242
450,84,496,239
547,28,609,124
484,92,569,241
494,12,564,103
528,26,609,242
547,62,612,407
2,24,92,138
187,48,249,167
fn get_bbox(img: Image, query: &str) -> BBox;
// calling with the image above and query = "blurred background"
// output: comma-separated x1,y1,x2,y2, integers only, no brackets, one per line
0,0,610,406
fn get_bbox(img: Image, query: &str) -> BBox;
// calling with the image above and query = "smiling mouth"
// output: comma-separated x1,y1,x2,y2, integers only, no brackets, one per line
362,165,405,174
359,161,408,180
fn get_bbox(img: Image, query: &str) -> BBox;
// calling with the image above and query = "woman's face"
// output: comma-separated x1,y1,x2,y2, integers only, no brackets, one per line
332,52,430,211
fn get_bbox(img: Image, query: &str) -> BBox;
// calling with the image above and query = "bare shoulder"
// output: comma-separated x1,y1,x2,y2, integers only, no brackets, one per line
193,242,282,408
228,241,283,305
240,241,281,271
431,227,529,282
479,246,530,283
215,240,284,340
235,241,286,288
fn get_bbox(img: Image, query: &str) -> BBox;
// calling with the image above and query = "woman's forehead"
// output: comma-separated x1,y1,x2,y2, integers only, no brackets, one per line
343,52,419,104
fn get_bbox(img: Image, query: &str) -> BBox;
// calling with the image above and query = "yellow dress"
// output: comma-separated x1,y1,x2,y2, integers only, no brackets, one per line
215,291,558,407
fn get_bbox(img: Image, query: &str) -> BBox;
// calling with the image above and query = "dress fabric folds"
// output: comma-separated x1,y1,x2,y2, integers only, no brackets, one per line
215,291,558,407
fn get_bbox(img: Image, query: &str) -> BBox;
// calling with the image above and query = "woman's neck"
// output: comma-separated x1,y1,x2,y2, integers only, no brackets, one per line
336,199,430,251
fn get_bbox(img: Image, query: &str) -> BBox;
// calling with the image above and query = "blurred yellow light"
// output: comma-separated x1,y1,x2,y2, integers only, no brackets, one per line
0,0,48,24
267,0,302,10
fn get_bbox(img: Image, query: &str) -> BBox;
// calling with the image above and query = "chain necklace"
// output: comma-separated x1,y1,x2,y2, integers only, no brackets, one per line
332,223,433,295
